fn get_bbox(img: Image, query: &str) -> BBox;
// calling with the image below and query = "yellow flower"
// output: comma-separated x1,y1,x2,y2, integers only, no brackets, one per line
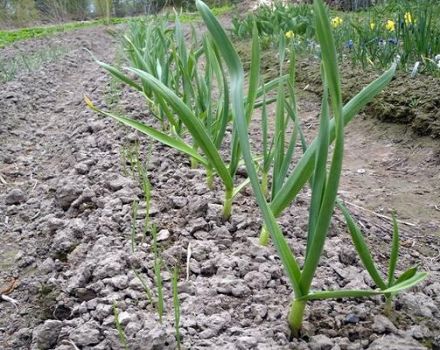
385,19,396,32
331,16,343,28
404,12,413,25
285,31,295,39
370,21,375,30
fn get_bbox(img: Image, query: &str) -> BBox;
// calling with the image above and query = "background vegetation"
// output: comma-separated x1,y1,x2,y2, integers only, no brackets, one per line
0,0,232,28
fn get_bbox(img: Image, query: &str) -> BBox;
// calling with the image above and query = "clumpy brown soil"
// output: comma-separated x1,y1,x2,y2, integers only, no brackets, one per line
235,40,440,139
0,24,439,350
296,59,440,138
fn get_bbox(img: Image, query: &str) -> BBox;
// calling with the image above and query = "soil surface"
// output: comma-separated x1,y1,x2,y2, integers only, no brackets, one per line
0,23,439,350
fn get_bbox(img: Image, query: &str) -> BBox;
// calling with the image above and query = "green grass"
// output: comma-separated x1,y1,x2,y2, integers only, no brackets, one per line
0,5,233,49
0,17,128,48
178,4,232,23
0,44,68,82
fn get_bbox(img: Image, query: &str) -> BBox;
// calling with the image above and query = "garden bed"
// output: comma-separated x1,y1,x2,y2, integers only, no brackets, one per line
0,17,439,350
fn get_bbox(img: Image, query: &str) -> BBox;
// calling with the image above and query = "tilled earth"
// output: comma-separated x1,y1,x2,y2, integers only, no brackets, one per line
0,26,439,350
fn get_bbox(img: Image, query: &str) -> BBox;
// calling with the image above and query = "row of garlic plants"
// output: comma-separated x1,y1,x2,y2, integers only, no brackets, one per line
86,0,426,336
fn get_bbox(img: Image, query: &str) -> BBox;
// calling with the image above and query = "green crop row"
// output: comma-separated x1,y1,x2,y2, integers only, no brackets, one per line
86,0,426,340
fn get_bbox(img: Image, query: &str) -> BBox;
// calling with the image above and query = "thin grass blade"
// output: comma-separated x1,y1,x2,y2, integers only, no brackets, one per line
388,213,400,287
337,200,387,289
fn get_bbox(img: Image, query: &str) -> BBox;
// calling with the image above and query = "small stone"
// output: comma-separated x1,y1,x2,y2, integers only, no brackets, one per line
211,226,231,240
190,241,212,261
40,258,56,274
199,328,217,339
93,252,127,279
74,162,89,175
216,279,250,297
187,217,208,234
157,229,170,241
89,119,106,132
206,203,222,221
344,313,360,325
117,311,133,327
338,247,357,265
408,325,433,342
106,275,129,290
5,188,26,205
125,321,143,338
244,270,270,289
69,321,101,346
372,315,398,334
236,336,258,348
368,335,426,350
309,334,334,350
33,320,63,350
170,196,187,209
188,197,208,216
51,229,77,254
399,293,438,318
94,304,113,321
75,288,97,302
107,176,132,191
56,183,82,210
46,217,66,233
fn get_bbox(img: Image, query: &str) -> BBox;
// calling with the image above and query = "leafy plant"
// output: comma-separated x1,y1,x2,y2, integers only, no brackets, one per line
86,13,281,219
196,0,427,336
337,200,426,315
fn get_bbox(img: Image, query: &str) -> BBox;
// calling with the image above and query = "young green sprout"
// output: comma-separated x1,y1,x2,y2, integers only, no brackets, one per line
337,200,426,315
195,0,427,336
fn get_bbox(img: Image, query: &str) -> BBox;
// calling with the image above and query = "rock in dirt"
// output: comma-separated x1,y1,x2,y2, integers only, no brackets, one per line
157,229,170,241
188,217,208,234
5,188,26,205
93,251,127,279
52,228,78,254
69,320,101,346
56,183,83,210
309,334,334,350
216,278,251,297
367,335,426,350
32,319,63,350
372,315,398,334
344,313,360,324
107,175,133,191
131,326,176,350
170,196,187,209
398,293,439,318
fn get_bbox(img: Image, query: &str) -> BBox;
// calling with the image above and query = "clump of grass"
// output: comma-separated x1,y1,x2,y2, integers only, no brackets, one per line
124,147,181,344
113,303,129,350
0,45,68,82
